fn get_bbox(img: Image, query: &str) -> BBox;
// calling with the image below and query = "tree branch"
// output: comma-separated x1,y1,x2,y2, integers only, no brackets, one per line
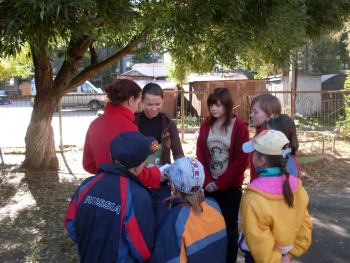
54,36,93,94
69,27,150,90
90,43,98,65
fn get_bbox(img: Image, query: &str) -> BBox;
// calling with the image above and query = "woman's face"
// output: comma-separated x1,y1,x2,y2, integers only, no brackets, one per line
143,94,164,119
250,101,269,127
209,102,225,119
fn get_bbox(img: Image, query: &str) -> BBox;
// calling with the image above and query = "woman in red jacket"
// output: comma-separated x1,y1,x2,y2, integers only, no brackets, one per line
196,87,249,263
83,79,162,188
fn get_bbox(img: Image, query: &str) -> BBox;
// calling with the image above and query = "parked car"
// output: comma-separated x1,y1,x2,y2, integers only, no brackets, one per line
0,90,11,105
31,80,106,111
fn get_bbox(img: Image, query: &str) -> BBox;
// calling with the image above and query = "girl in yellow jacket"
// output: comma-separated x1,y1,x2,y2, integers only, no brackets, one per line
240,130,312,263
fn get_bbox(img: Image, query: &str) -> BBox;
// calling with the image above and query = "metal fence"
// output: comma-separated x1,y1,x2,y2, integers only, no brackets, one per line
176,89,349,130
0,90,349,150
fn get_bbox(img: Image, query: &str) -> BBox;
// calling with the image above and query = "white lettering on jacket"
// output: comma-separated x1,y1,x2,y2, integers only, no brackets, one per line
84,195,121,214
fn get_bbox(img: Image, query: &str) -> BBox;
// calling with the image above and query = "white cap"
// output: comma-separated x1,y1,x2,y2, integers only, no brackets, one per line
242,130,290,156
167,157,205,194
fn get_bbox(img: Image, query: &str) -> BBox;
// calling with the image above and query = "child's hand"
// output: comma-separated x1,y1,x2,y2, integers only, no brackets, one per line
205,182,218,192
281,254,291,263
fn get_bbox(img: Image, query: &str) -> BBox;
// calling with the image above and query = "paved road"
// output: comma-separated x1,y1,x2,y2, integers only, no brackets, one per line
297,188,350,263
0,101,98,148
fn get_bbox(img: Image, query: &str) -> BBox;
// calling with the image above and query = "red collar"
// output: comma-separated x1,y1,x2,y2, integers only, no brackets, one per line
104,102,135,121
255,126,265,135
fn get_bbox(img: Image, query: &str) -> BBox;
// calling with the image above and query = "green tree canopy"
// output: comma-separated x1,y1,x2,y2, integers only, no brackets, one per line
1,0,349,170
0,45,32,82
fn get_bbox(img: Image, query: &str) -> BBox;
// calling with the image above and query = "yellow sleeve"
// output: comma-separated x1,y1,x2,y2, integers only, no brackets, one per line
241,193,281,263
290,209,312,256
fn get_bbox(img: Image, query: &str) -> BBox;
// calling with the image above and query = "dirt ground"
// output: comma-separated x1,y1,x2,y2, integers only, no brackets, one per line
0,137,349,262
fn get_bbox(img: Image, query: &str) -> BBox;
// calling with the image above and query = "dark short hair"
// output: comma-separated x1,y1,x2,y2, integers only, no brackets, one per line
266,114,299,154
142,83,163,99
207,87,233,130
251,94,281,117
105,79,141,104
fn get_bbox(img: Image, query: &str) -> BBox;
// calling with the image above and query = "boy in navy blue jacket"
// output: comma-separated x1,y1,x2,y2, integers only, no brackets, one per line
65,131,157,262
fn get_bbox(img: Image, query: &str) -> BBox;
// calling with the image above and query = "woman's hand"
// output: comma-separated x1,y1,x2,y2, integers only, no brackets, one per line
205,182,218,192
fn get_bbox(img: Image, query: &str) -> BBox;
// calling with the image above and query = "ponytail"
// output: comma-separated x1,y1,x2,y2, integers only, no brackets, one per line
165,189,204,215
185,191,204,215
281,166,294,207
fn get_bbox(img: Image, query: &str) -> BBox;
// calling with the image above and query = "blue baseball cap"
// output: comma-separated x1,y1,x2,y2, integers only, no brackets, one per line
110,131,157,168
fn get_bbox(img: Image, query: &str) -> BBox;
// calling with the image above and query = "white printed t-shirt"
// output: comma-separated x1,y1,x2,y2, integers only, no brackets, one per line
207,118,235,179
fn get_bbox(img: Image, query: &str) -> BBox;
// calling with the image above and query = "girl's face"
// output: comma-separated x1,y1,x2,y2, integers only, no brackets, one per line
143,94,163,119
252,151,266,168
209,102,225,119
250,101,269,127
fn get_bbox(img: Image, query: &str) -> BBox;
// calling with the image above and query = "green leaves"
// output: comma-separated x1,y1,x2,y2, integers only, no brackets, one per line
1,0,349,80
0,44,33,81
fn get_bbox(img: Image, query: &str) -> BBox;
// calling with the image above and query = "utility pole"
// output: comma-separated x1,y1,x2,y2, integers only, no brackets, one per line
289,51,298,117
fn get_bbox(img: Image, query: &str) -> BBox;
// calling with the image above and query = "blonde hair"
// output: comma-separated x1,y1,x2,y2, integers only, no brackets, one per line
170,190,204,215
251,94,282,117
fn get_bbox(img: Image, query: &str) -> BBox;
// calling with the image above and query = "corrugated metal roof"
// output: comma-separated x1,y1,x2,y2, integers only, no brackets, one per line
321,74,337,83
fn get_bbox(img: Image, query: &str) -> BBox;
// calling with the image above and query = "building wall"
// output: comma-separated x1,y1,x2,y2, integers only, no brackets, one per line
190,79,268,121
267,75,321,116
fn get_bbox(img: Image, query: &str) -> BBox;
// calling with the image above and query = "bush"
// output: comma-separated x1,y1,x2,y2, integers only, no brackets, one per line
337,75,350,136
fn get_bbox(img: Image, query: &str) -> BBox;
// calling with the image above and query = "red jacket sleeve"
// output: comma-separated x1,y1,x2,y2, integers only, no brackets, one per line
138,166,161,189
215,123,249,191
82,132,97,174
196,122,213,187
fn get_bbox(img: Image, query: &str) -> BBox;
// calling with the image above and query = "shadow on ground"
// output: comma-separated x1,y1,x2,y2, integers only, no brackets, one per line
1,149,350,263
297,188,350,263
0,166,79,262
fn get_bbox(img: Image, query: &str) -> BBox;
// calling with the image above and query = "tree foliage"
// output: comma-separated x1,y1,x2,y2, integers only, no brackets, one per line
342,74,350,136
300,32,350,74
162,1,350,79
0,45,32,82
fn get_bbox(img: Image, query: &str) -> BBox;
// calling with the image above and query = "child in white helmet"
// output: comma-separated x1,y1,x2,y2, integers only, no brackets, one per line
150,157,227,263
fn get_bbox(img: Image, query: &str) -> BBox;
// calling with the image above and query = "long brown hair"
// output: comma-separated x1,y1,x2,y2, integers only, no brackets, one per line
255,151,294,207
207,87,233,131
266,114,299,155
251,94,282,117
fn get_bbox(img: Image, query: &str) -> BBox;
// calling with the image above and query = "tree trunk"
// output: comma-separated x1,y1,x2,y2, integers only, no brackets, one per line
22,97,59,170
22,43,60,170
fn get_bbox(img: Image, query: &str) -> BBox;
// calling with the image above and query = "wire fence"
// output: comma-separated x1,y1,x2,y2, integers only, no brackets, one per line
0,90,349,151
